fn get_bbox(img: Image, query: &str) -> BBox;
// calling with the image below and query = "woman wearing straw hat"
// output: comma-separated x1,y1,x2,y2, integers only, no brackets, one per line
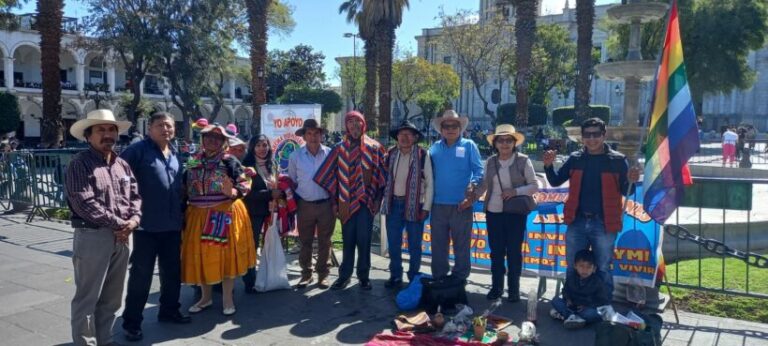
475,124,538,302
181,121,256,316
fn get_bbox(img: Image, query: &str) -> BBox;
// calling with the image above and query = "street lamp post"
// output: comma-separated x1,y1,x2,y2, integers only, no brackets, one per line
343,32,359,111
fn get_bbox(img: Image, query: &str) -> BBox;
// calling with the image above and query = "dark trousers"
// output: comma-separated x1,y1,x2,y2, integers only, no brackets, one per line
242,215,267,289
338,208,373,281
122,231,182,330
486,212,526,295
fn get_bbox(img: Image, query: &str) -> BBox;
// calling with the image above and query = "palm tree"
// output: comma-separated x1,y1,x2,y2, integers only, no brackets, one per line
245,0,271,135
339,0,378,131
512,0,540,127
574,0,595,123
367,0,409,136
37,0,63,148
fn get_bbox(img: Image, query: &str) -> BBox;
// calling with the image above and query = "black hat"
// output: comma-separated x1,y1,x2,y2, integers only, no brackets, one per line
295,119,326,136
389,120,424,140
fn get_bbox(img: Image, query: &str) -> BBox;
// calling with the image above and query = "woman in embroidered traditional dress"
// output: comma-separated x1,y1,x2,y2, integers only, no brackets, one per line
475,124,538,302
181,123,256,316
240,134,279,293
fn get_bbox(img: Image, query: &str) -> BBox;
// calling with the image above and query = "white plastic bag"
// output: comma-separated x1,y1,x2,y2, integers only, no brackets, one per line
255,214,291,292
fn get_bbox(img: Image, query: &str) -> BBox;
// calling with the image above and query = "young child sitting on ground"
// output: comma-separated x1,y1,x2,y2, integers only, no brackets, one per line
549,249,610,329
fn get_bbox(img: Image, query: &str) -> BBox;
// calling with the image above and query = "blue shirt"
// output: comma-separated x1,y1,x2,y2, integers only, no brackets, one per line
288,145,331,201
429,137,484,205
120,138,184,232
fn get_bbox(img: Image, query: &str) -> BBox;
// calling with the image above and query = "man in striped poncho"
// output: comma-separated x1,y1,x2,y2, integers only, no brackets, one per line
314,111,386,291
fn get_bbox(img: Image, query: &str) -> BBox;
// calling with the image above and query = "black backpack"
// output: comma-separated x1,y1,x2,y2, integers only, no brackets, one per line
594,313,663,346
418,275,468,314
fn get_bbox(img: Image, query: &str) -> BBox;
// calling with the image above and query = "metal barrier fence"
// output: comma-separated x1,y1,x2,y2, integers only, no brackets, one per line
663,176,768,299
0,150,81,222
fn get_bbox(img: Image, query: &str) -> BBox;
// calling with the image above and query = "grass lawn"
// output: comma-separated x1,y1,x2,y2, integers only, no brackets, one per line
665,255,768,323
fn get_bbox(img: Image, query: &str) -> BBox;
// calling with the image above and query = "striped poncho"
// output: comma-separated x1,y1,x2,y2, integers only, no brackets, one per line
313,135,386,223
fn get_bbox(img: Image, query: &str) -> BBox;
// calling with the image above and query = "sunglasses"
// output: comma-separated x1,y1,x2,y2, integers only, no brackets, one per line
582,131,604,139
441,124,460,130
495,138,516,144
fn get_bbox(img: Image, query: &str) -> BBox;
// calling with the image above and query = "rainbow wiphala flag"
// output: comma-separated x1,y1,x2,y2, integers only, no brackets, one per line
642,0,700,223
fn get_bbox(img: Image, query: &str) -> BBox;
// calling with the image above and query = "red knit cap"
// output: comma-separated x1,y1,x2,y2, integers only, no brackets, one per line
345,110,367,133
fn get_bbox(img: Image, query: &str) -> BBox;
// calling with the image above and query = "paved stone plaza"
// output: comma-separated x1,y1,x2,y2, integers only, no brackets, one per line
0,214,767,345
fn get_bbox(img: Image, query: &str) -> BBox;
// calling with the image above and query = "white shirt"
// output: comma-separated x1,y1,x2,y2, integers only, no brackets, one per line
722,130,738,145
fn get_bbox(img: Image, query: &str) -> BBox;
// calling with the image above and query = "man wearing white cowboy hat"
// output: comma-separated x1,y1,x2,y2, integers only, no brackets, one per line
65,109,142,346
428,109,483,281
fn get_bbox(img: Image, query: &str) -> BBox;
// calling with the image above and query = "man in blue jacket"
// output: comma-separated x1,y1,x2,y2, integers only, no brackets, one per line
428,110,484,280
120,112,190,341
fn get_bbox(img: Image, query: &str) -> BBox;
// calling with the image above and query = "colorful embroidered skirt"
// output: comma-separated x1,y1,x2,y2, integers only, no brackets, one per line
181,199,256,285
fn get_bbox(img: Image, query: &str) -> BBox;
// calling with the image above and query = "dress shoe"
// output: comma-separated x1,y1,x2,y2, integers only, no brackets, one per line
158,311,191,324
188,300,213,313
384,278,403,289
486,288,503,300
359,280,373,290
330,278,350,290
123,327,143,342
244,286,258,294
295,275,314,288
507,292,521,303
222,306,237,316
317,276,330,289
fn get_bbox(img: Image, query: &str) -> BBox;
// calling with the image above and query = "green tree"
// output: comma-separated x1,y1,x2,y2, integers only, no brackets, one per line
0,92,20,134
84,0,165,127
269,44,326,90
368,0,410,135
392,56,430,119
525,24,577,107
574,0,595,123
414,62,459,128
440,10,514,124
511,0,540,127
244,0,295,134
37,0,63,147
605,0,768,111
339,0,378,130
157,0,240,137
336,57,365,111
277,85,342,118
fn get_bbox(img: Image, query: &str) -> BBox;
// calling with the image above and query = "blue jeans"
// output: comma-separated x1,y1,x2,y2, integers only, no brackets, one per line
385,199,425,282
551,297,602,324
566,216,616,301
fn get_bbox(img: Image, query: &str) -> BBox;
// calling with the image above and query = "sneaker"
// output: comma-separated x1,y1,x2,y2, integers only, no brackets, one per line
563,314,586,329
549,308,565,321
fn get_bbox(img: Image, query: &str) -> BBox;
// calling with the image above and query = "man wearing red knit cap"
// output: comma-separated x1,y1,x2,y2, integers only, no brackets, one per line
314,111,386,290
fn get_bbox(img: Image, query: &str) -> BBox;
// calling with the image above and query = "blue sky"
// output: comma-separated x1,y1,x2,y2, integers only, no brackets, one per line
16,0,619,86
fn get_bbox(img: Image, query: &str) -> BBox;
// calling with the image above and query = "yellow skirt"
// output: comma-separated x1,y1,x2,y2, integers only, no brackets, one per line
181,199,257,285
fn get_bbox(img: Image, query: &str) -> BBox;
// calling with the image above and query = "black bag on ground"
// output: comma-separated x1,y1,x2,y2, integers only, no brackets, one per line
594,312,663,346
419,275,468,314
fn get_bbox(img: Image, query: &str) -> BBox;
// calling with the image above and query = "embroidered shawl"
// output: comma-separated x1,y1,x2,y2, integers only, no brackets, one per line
380,147,426,222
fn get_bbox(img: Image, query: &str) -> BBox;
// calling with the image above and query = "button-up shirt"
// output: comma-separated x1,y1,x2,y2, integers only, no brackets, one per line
288,144,330,201
120,138,183,232
65,147,142,229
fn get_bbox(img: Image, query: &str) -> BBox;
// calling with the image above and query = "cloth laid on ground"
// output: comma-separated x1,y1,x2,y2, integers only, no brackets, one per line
366,331,491,346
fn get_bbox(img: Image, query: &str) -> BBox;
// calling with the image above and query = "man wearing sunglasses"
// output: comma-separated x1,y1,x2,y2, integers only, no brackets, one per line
542,117,640,302
428,110,484,281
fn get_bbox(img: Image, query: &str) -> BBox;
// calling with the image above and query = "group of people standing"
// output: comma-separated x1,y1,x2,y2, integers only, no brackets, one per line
63,105,639,345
